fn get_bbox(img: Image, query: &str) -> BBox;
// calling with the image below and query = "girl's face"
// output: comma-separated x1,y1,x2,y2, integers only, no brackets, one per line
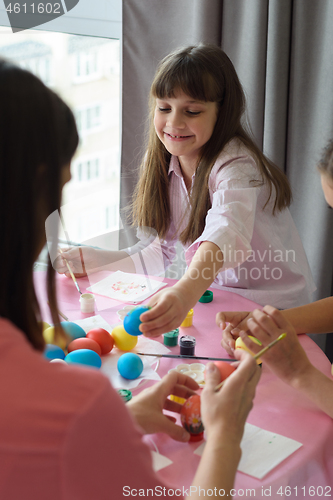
154,89,218,166
321,174,333,208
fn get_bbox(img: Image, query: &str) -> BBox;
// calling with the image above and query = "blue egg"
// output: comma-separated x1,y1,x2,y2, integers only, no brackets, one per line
44,344,65,361
117,353,144,380
61,321,86,340
123,305,150,336
65,349,102,369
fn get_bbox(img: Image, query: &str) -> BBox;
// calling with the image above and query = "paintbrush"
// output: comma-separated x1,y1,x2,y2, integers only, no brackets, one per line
214,333,287,392
58,248,82,295
136,352,236,362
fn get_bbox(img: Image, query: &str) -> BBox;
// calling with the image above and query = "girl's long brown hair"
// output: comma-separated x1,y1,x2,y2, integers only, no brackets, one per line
0,61,78,350
132,44,292,243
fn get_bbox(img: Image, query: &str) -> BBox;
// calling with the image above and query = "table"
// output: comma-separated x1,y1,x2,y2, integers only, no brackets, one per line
35,271,333,499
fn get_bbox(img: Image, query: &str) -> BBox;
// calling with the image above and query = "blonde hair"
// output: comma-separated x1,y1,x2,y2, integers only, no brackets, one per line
132,44,292,243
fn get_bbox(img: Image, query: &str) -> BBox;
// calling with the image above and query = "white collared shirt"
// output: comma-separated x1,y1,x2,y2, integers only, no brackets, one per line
127,138,315,309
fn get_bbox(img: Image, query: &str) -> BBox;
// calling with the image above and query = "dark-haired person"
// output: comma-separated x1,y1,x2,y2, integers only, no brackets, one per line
57,44,315,338
0,59,260,499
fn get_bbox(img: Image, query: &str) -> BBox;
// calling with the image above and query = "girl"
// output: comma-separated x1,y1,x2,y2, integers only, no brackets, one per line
0,59,260,499
58,44,315,337
219,138,333,357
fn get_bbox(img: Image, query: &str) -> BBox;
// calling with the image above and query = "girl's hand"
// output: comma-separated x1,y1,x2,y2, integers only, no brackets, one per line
127,371,199,442
201,350,260,442
216,311,254,355
54,247,111,278
139,286,190,337
241,305,313,388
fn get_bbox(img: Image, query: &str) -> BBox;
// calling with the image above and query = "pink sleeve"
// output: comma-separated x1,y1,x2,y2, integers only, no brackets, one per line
62,379,183,500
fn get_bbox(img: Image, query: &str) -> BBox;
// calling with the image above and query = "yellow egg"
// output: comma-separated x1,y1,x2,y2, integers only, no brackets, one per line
111,325,138,351
235,335,262,364
43,326,67,350
40,321,51,332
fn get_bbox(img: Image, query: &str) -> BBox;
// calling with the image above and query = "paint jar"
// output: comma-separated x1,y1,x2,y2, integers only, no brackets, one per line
180,309,194,327
163,328,179,347
179,335,196,356
79,293,95,313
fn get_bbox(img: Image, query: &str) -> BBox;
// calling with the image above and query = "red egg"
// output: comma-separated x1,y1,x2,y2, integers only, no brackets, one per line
180,394,204,441
214,361,236,382
67,337,102,356
86,328,114,354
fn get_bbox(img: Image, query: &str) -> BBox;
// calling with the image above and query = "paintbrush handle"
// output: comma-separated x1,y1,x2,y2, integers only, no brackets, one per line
214,333,287,392
59,248,82,295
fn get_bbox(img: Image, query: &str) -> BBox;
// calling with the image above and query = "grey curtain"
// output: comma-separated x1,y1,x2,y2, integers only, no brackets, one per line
121,0,333,355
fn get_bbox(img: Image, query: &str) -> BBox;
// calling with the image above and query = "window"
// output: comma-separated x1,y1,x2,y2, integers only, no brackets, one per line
0,1,122,266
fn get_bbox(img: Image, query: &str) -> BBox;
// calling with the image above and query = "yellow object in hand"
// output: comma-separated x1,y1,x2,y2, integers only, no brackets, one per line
235,335,262,364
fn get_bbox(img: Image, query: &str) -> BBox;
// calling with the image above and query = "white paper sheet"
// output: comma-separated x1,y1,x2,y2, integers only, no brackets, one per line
86,270,167,303
194,422,302,479
73,315,171,389
151,451,173,472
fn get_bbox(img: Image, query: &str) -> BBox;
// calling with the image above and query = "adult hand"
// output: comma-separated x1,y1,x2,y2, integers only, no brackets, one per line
201,350,260,443
127,371,199,442
139,285,190,337
240,305,312,388
216,311,254,355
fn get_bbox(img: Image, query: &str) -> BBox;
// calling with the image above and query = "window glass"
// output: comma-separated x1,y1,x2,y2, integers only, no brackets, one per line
0,27,121,263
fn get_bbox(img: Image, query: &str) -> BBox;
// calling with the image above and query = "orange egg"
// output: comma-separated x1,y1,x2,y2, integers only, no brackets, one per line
86,328,114,355
67,337,102,356
213,361,236,383
180,394,204,441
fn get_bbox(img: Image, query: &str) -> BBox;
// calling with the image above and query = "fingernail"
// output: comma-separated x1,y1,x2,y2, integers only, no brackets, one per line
205,362,215,373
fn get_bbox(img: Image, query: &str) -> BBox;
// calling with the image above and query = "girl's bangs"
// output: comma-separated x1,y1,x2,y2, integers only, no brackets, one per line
152,62,221,103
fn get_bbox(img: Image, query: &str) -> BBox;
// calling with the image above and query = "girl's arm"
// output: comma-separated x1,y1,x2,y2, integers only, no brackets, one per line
242,306,333,418
218,297,333,356
140,241,223,337
282,297,333,334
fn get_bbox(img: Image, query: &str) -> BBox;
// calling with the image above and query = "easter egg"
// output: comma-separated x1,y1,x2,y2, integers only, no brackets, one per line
65,349,102,369
86,328,114,354
40,321,51,331
180,394,204,441
60,321,86,341
213,361,236,382
68,337,102,356
123,305,150,336
235,335,262,364
43,326,67,350
44,344,65,361
111,325,138,351
117,352,143,380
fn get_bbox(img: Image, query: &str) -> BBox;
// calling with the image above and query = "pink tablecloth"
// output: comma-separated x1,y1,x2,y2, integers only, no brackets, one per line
35,272,333,499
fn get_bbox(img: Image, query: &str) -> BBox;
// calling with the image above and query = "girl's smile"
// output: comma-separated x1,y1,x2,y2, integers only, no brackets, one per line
154,89,218,170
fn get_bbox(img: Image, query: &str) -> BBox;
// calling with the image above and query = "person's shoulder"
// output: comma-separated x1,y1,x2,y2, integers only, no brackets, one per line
216,137,256,165
210,138,259,183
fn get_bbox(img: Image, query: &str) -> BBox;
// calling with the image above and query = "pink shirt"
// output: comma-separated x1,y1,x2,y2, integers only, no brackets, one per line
127,139,315,309
0,318,179,499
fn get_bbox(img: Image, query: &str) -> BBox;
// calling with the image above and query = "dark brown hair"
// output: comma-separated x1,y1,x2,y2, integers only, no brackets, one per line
0,60,78,350
132,44,292,243
318,138,333,180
